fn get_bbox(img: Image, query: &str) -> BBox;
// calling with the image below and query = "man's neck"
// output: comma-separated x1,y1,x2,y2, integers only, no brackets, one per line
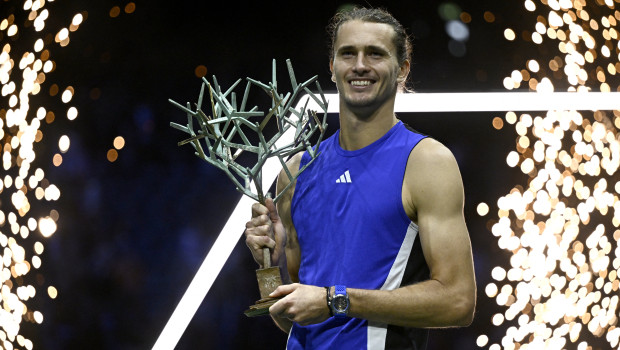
338,99,398,151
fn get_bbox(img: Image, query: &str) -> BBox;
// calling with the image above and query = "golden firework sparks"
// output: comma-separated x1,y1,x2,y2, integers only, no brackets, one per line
1,1,84,348
479,1,620,349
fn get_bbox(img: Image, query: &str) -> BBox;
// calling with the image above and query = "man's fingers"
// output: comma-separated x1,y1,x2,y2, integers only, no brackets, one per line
268,298,285,317
268,285,297,318
245,233,275,250
244,223,274,239
264,198,280,223
251,202,268,217
248,214,271,228
269,283,297,298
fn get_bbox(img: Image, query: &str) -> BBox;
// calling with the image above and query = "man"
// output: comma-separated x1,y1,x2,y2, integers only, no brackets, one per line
244,7,476,349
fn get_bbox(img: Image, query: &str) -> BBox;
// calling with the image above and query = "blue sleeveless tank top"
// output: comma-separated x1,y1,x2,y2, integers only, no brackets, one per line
288,121,430,350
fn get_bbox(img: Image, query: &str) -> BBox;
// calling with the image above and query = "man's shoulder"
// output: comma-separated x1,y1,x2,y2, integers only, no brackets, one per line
289,151,304,168
282,152,304,180
405,137,460,183
403,137,464,214
409,137,455,164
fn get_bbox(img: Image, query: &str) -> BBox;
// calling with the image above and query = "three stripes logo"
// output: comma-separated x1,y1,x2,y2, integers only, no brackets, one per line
336,170,352,184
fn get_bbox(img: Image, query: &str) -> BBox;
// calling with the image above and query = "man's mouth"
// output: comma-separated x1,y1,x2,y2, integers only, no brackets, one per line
350,80,373,86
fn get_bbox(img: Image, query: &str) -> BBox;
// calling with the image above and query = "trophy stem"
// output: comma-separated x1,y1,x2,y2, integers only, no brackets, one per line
263,247,271,268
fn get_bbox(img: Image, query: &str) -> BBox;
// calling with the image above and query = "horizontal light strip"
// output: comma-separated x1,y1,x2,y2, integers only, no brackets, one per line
394,91,620,112
310,92,620,113
153,91,620,350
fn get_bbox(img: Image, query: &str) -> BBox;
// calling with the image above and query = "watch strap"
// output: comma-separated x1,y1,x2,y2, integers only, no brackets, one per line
325,286,333,317
335,285,346,296
333,285,349,318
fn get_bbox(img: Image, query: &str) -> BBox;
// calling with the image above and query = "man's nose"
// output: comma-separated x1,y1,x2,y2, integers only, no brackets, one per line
352,53,370,73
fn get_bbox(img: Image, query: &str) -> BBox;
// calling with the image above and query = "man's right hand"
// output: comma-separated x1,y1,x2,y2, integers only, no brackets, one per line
244,198,288,268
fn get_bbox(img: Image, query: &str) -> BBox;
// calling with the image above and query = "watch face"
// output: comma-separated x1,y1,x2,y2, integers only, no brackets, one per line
333,295,348,312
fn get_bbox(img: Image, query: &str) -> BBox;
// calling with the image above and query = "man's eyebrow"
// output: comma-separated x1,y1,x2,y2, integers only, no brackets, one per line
336,45,356,53
366,45,389,53
336,45,390,53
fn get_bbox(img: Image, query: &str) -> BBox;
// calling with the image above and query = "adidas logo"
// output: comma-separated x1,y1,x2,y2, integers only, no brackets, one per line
336,170,352,184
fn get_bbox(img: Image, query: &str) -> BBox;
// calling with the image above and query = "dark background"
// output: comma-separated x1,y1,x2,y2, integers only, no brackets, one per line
0,0,588,349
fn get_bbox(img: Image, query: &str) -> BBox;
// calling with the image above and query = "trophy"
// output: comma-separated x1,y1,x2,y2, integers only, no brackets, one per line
169,59,328,317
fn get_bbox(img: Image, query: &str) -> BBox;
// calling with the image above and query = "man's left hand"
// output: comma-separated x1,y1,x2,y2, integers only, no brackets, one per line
269,283,331,326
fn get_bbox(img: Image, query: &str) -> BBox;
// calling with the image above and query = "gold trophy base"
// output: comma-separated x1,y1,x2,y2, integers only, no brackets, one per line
244,297,280,317
244,265,282,317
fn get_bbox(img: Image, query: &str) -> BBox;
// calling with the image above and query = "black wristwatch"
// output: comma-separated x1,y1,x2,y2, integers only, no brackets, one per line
328,285,349,318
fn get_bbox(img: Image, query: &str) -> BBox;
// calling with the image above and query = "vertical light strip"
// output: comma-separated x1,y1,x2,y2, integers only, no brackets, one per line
152,194,255,350
153,91,620,350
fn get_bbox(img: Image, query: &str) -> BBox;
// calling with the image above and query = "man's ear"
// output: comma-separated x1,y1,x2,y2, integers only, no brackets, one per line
329,60,336,82
397,60,411,83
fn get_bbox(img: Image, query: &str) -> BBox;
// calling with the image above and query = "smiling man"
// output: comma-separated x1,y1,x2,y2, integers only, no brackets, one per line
244,7,476,350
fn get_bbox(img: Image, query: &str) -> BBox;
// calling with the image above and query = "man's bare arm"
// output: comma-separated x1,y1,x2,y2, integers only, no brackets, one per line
345,138,476,327
275,152,302,284
268,153,303,332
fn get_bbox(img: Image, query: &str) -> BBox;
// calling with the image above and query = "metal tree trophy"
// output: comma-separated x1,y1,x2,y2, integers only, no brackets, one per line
169,59,328,317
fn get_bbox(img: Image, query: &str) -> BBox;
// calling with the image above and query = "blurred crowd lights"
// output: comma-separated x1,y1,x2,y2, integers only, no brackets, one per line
1,1,87,348
109,2,136,18
479,0,620,349
107,135,125,162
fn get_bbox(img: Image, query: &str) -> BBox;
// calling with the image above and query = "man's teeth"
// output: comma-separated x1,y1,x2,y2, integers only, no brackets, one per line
351,80,371,86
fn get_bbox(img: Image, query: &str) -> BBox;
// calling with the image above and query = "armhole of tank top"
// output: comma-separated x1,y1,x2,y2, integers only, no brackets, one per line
399,136,429,225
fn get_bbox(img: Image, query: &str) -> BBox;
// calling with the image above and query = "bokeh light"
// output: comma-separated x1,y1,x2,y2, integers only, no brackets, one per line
0,2,83,347
125,3,136,14
484,11,496,23
109,6,121,18
194,64,207,78
113,136,125,150
107,149,118,162
480,1,620,349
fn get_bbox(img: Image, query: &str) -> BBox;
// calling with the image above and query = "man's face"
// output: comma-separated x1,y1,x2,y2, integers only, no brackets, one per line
330,20,409,113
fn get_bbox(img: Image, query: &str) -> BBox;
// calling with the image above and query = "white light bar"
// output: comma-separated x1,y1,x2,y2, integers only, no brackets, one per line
393,91,620,112
153,91,620,350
